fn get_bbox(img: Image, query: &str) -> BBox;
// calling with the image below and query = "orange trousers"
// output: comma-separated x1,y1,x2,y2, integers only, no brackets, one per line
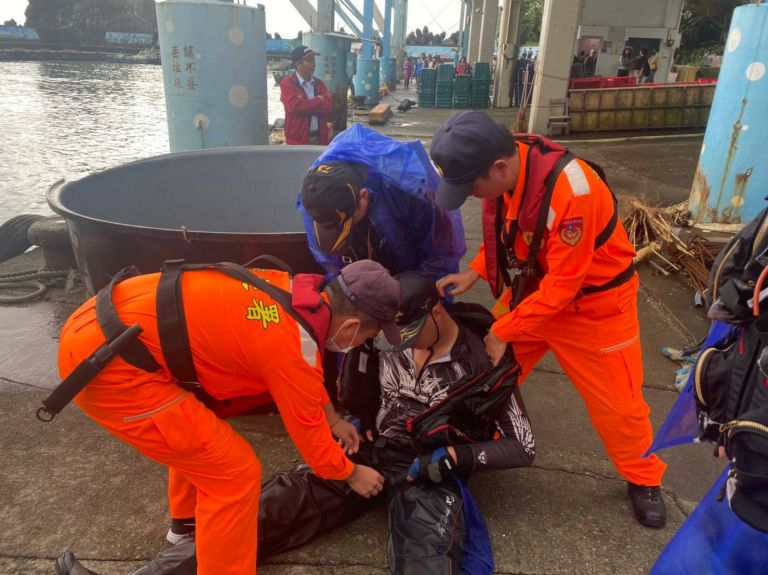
501,276,666,486
60,324,262,575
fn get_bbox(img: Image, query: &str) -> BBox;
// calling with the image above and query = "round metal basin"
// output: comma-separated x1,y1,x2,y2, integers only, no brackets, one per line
49,146,324,294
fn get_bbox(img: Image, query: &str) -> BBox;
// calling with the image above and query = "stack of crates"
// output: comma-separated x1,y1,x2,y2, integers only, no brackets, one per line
472,62,491,108
453,74,472,108
418,67,437,108
435,64,455,108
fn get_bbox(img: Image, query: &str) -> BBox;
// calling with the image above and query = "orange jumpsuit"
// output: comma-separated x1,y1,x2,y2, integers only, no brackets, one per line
58,269,354,575
470,143,666,486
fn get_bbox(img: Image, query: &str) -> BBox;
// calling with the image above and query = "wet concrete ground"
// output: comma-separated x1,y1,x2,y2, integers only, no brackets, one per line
0,102,723,574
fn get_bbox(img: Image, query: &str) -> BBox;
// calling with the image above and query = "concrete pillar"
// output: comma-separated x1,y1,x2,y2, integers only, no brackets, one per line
317,0,334,32
528,0,582,133
393,0,408,80
492,0,522,107
459,1,469,60
467,0,483,63
477,0,499,63
382,0,392,58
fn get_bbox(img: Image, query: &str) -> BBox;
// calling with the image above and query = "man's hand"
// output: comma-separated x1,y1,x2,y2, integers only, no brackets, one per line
406,447,456,483
484,330,508,367
332,418,361,455
350,417,376,443
436,269,480,297
346,464,385,498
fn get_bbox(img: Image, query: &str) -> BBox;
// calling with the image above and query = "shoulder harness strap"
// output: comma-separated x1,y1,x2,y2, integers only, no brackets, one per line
156,259,321,385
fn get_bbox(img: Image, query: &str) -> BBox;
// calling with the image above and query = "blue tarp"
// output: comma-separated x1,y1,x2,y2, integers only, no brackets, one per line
650,467,768,575
645,320,738,455
0,26,40,41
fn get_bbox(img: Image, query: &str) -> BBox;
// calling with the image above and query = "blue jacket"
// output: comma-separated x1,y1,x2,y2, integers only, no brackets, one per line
297,124,466,281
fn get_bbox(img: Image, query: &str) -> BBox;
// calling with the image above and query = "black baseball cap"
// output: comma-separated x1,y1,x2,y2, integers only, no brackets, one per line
373,271,440,352
337,260,401,346
430,111,516,211
301,161,369,253
291,45,320,63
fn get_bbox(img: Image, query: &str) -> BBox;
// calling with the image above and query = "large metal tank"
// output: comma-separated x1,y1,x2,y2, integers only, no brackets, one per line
354,58,381,105
48,147,324,294
304,32,355,134
155,0,268,152
689,3,768,225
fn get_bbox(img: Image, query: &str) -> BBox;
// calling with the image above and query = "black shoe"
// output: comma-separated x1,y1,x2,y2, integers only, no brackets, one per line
627,482,667,528
54,550,101,575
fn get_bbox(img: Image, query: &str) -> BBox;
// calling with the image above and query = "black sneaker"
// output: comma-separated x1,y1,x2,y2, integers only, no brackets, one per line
627,482,667,528
54,550,101,575
166,517,196,545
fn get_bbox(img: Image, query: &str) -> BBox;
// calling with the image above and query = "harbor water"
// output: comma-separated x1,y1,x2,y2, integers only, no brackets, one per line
0,60,286,219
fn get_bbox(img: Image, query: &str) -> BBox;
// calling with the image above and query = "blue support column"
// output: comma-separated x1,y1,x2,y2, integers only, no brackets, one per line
382,0,392,58
361,0,375,58
689,3,768,225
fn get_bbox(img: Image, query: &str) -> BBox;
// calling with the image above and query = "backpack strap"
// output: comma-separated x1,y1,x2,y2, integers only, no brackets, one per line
95,266,161,372
156,260,199,384
511,151,574,307
156,259,321,385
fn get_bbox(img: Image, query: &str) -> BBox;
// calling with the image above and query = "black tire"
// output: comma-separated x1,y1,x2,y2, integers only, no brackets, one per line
0,214,46,262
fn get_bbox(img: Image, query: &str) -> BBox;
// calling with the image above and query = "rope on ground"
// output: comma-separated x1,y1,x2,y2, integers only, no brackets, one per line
0,269,78,304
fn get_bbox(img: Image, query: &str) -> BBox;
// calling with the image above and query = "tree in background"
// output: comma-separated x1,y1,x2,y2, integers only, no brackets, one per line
680,0,749,48
405,25,450,46
519,0,543,46
25,0,157,36
3,19,19,26
675,0,751,64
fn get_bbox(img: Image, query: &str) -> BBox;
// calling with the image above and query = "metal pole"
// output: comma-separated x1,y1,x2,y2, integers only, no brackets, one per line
382,0,393,58
361,0,375,58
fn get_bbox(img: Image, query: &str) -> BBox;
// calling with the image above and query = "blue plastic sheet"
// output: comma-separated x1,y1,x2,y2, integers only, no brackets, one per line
297,123,466,280
650,467,768,575
646,321,739,455
453,475,495,575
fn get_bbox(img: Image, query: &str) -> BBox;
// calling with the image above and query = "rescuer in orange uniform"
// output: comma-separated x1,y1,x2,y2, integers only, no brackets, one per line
56,260,402,575
431,111,667,528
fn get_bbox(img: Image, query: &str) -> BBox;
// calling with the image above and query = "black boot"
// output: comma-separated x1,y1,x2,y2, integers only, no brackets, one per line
54,550,101,575
627,482,667,528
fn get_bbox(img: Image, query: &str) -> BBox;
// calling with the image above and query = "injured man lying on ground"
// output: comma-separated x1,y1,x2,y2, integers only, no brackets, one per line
56,271,535,575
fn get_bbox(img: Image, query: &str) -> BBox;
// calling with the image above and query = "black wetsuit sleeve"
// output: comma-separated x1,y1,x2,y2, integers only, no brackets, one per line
453,386,535,472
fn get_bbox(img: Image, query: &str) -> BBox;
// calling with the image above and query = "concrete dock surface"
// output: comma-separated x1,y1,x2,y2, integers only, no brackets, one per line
0,105,721,574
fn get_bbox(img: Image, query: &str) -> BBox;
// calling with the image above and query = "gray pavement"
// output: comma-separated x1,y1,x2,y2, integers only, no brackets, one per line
0,107,723,574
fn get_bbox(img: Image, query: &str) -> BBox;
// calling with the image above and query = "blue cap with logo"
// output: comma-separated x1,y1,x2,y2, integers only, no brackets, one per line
430,111,515,211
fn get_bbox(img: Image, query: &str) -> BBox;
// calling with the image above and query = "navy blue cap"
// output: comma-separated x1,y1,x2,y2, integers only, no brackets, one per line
291,45,320,63
430,111,515,211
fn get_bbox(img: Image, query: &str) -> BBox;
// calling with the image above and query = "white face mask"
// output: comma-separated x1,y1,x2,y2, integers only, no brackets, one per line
325,320,361,354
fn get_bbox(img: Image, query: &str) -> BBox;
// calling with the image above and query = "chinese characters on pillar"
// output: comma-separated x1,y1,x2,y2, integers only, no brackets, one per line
169,44,197,91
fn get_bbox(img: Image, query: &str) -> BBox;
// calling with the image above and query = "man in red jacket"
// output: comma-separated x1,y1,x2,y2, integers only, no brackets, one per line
280,46,333,145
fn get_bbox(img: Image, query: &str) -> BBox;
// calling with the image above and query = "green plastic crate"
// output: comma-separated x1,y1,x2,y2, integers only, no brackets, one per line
437,64,455,82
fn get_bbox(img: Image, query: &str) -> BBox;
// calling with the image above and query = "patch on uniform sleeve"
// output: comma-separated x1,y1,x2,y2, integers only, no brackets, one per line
559,217,584,247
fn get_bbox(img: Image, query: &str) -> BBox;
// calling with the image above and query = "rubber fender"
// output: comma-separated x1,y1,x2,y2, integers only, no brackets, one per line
0,214,46,262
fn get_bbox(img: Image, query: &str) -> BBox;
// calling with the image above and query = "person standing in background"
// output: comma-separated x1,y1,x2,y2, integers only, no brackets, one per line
403,58,413,89
280,46,333,145
617,45,633,77
648,48,661,83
